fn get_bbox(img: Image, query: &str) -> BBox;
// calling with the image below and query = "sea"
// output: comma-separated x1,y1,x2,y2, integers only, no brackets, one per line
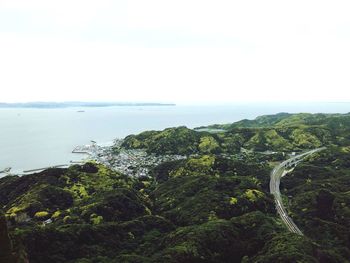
1,102,349,175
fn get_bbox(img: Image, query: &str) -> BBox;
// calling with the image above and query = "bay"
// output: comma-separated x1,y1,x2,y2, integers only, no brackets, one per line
0,102,349,174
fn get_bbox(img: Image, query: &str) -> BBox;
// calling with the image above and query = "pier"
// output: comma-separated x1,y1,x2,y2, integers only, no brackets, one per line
70,160,85,164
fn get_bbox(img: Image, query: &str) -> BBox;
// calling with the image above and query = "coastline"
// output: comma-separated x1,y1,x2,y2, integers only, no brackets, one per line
0,140,115,177
2,103,350,178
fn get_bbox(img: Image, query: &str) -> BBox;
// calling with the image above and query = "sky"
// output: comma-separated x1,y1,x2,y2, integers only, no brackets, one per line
1,0,350,104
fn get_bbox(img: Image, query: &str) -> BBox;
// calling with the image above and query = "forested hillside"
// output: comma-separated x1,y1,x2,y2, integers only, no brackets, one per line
1,113,349,262
123,113,350,154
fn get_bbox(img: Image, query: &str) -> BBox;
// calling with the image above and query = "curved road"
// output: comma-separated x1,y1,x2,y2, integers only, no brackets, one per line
269,147,326,235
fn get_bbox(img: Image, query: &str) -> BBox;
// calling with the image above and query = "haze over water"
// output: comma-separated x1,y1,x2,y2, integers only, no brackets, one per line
1,102,349,174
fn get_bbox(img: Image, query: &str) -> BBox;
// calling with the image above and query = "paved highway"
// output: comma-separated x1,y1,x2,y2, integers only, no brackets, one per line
270,147,326,235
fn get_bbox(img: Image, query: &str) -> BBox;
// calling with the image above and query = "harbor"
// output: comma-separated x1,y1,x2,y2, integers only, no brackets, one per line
72,141,98,154
2,138,186,178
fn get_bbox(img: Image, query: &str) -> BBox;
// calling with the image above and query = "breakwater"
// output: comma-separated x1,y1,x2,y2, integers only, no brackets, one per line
23,164,69,173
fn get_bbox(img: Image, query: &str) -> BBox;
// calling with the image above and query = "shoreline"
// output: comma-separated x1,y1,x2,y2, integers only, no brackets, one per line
0,140,115,178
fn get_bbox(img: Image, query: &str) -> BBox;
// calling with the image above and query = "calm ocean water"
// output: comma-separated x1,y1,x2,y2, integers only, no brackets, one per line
0,102,349,174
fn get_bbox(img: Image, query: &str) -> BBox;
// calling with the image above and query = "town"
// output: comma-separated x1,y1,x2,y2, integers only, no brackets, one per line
73,139,187,177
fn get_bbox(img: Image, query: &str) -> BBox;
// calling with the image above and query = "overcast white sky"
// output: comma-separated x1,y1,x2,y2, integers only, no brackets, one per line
1,0,350,103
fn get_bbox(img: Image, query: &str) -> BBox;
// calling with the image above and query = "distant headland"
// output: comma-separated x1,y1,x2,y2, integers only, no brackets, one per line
0,102,176,108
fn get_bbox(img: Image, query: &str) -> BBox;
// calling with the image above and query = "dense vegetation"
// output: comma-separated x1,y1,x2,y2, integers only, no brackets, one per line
281,146,350,261
122,113,350,154
0,159,345,262
1,112,350,262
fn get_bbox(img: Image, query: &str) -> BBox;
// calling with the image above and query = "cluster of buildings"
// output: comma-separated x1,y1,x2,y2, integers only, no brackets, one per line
109,149,186,177
73,140,187,177
72,140,298,178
